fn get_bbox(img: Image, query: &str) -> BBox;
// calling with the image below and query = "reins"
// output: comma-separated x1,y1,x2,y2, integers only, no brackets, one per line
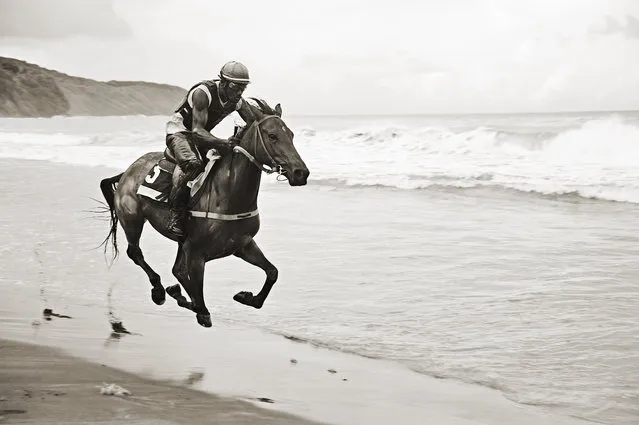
189,115,287,220
233,116,286,178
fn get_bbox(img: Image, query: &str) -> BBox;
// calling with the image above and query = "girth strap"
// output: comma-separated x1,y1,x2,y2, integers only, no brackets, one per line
189,208,259,220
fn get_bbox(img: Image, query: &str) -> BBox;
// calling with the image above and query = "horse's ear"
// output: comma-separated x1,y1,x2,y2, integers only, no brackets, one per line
274,103,282,117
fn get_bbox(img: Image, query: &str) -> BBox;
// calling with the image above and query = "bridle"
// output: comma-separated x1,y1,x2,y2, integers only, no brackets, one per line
233,115,287,179
189,115,289,221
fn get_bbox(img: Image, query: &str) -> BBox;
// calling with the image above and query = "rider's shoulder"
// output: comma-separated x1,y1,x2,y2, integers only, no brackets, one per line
189,81,214,108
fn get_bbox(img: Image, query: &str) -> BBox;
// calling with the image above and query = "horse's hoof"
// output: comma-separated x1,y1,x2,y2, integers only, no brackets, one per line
196,313,212,328
233,291,262,309
166,284,181,299
151,286,166,305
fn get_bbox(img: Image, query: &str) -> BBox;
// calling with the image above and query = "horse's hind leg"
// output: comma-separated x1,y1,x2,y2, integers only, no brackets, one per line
120,215,166,305
233,239,278,309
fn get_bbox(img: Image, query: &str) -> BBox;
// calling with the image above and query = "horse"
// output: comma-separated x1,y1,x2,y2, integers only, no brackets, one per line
99,99,310,327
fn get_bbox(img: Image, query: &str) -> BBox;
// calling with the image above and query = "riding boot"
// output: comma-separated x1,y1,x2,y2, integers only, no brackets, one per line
166,206,186,240
167,175,190,240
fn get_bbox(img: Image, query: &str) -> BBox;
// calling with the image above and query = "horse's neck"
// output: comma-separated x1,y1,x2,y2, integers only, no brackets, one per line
204,152,262,213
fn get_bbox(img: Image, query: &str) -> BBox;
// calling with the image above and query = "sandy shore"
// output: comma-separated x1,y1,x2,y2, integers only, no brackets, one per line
0,338,324,425
0,158,603,425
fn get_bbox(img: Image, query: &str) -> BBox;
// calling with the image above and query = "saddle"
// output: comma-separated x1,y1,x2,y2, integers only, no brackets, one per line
136,148,219,206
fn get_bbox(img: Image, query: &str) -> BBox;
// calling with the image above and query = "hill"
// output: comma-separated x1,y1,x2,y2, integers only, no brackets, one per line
0,57,187,117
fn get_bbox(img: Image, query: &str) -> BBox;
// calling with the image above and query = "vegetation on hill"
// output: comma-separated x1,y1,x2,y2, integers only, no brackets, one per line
0,57,186,117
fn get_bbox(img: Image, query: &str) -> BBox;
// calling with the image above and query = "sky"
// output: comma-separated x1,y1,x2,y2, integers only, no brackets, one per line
1,0,638,115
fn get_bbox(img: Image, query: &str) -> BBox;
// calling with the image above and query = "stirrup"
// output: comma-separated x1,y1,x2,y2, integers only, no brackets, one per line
166,224,185,240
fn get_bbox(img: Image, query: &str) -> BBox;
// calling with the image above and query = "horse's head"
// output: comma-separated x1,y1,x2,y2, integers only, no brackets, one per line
238,98,309,186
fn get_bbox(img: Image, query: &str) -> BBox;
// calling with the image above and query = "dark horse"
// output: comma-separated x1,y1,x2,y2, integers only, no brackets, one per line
100,99,309,327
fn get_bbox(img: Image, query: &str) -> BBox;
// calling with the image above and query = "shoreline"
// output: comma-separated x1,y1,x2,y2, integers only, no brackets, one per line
0,337,325,425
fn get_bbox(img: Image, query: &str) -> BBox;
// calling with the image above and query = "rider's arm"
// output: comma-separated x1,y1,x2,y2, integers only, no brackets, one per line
191,89,232,154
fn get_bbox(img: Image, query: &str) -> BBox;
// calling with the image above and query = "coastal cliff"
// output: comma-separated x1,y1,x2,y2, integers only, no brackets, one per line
0,57,186,117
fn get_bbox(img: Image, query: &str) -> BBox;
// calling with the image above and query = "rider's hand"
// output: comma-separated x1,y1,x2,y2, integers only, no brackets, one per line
218,139,234,155
226,137,240,151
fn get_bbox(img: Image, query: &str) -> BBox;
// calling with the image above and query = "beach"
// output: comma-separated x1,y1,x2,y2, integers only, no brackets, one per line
1,112,638,425
3,0,639,422
0,156,630,425
0,338,324,425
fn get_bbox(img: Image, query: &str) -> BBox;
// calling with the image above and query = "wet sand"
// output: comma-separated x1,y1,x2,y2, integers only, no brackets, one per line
0,158,602,425
0,338,325,425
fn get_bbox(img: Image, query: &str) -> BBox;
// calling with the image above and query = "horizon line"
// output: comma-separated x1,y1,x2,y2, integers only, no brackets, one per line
288,109,639,118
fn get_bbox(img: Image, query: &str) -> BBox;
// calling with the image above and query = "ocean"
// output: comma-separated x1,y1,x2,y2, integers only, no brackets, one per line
0,110,638,425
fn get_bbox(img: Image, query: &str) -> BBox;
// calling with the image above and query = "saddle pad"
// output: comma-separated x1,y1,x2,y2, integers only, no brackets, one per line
136,150,220,204
137,160,174,203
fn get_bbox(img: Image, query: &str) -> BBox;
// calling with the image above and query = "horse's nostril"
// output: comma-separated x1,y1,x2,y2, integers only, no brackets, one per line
293,169,305,180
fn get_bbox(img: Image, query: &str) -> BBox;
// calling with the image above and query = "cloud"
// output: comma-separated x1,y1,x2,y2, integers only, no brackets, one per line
0,0,132,39
589,15,624,35
588,14,639,39
625,15,639,38
0,0,637,114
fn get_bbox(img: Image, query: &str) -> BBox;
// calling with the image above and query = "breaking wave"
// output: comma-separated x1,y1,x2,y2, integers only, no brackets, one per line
1,114,639,203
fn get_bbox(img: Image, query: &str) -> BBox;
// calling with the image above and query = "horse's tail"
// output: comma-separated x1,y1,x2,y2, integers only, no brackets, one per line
99,173,123,263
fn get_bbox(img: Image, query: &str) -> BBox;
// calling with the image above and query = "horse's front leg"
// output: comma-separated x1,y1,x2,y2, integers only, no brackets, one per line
186,253,211,327
166,244,194,311
167,243,211,327
233,239,278,309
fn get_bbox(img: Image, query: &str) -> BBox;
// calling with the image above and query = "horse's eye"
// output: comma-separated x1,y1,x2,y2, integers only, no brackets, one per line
268,134,277,141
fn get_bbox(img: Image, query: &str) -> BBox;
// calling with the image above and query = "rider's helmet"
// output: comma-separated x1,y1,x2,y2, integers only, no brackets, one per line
219,61,250,84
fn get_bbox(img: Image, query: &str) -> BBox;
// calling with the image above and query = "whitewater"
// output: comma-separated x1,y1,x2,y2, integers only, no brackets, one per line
1,111,639,203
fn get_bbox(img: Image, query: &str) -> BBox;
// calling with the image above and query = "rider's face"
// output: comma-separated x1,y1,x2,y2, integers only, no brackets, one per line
225,81,247,103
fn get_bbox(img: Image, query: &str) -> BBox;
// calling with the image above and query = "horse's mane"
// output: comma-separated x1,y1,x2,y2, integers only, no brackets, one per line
233,97,277,139
248,97,277,115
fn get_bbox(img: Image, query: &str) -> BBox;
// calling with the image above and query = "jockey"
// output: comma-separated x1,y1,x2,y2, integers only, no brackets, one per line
164,61,254,240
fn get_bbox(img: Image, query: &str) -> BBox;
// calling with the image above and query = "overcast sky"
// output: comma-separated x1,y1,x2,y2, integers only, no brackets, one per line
1,0,638,115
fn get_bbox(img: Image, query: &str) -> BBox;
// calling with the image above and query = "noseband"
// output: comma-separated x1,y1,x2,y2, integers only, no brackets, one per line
233,116,286,178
